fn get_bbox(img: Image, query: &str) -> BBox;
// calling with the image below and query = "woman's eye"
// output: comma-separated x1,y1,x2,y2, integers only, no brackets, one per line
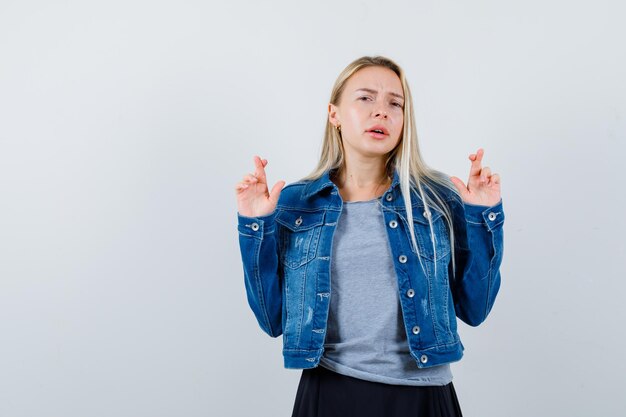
359,96,402,108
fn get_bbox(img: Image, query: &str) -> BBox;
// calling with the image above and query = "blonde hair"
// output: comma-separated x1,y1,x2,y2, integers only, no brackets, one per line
300,55,462,278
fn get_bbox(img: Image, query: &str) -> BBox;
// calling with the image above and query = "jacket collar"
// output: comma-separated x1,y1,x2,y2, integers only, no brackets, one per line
301,167,401,200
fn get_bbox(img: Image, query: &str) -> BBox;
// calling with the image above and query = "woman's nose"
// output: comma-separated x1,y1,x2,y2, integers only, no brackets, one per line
374,110,388,119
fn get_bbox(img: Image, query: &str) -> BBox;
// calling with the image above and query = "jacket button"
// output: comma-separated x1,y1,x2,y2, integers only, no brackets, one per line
295,217,303,226
423,210,431,218
251,222,259,231
386,193,393,201
389,220,398,228
412,325,420,334
488,212,497,221
420,354,428,364
398,255,407,263
407,289,415,298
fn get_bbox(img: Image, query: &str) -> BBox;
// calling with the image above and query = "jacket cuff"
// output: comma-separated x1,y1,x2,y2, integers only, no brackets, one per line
237,211,277,238
463,199,505,232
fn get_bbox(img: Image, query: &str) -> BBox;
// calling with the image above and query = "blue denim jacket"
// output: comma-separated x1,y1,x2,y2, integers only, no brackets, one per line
237,168,505,369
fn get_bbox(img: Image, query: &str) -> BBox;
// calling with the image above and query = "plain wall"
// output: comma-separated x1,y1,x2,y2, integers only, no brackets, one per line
1,0,624,416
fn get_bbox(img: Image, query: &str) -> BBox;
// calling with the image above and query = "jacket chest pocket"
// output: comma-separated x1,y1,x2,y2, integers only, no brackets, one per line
410,208,451,262
276,210,325,269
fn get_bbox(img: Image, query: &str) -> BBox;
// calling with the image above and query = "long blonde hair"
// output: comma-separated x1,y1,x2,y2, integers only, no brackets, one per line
300,55,462,278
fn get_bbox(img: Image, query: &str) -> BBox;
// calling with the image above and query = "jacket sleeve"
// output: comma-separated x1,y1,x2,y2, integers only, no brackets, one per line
237,210,283,337
448,197,505,326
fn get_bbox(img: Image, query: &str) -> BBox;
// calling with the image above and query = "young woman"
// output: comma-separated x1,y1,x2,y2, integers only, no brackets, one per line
234,56,505,417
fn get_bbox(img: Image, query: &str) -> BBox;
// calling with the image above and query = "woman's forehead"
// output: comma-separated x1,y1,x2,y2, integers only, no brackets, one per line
346,66,403,97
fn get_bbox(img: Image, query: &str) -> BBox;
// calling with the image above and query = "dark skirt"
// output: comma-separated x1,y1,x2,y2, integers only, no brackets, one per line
291,365,463,417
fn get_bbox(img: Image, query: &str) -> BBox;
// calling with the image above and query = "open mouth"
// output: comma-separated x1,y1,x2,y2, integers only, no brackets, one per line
367,129,388,139
366,125,389,136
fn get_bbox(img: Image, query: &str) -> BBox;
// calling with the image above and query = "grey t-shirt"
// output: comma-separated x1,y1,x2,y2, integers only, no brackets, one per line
319,196,453,386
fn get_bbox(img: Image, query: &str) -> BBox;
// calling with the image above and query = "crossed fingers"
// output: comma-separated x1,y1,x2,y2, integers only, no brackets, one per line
469,148,500,187
235,156,268,192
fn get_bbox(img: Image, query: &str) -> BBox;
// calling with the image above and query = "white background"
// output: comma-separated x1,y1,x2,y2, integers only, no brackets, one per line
1,1,624,416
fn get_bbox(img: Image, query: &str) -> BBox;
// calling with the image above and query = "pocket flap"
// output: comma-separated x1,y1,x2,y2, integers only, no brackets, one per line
276,210,325,232
412,207,444,225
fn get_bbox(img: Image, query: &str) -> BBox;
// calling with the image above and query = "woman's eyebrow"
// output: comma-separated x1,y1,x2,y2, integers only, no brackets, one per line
355,88,404,101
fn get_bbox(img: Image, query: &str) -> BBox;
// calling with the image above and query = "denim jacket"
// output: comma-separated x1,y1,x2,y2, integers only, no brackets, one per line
237,168,505,369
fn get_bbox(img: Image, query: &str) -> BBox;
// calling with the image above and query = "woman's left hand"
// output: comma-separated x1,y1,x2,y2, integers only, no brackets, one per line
450,148,501,207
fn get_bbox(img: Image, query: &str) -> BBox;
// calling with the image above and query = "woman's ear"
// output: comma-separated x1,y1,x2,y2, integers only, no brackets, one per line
328,103,340,127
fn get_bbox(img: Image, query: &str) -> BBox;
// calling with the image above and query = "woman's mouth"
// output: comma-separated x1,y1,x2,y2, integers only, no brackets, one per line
367,130,387,139
366,125,389,139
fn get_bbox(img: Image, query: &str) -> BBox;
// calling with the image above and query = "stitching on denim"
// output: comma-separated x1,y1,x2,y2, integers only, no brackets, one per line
252,235,274,336
276,204,337,212
443,269,451,335
419,339,462,350
283,348,323,353
295,268,307,346
283,265,291,346
483,242,494,320
310,270,330,349
276,213,325,232
295,267,307,347
485,227,503,319
426,265,443,344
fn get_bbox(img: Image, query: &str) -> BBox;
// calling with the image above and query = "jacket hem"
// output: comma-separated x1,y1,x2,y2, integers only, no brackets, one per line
282,342,465,369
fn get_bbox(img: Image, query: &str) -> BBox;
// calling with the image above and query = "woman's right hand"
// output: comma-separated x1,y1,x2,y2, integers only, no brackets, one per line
235,155,285,218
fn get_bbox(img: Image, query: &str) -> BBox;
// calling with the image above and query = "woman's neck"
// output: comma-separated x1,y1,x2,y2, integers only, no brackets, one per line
332,162,391,202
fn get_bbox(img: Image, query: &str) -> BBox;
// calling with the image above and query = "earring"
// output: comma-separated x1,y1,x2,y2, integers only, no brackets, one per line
336,124,341,132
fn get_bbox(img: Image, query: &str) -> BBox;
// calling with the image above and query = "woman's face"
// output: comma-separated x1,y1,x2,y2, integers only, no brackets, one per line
329,66,404,161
